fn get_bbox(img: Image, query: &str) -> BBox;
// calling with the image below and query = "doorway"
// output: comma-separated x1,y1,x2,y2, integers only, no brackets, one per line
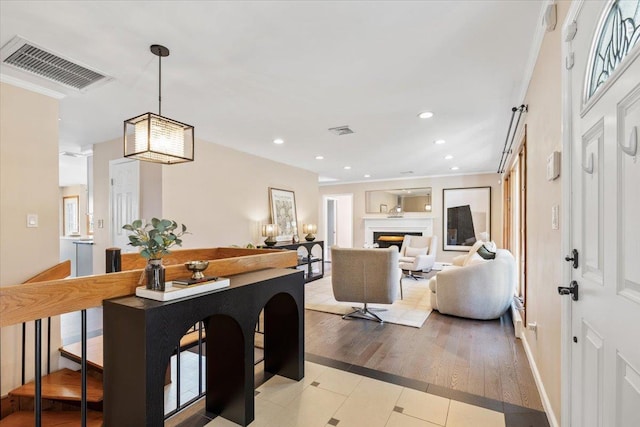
323,194,353,261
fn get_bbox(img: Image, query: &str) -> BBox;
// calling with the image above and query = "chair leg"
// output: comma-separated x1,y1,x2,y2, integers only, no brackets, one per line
343,303,384,323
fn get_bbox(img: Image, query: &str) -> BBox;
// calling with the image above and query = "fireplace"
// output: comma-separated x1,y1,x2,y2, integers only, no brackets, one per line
363,217,434,247
373,231,422,249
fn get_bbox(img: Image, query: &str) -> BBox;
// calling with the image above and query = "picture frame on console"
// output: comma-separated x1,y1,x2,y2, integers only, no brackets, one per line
443,187,491,251
269,187,298,242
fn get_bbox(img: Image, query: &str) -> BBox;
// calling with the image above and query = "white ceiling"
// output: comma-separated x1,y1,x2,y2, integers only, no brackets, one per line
0,1,545,184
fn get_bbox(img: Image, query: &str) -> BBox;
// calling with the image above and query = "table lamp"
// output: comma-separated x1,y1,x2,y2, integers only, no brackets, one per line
303,224,317,241
262,224,277,246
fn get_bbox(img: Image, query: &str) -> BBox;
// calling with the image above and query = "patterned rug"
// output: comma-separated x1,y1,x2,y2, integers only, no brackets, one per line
305,273,434,328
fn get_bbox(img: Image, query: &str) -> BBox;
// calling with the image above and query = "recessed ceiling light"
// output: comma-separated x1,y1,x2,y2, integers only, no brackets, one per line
315,155,324,160
434,139,446,145
344,166,351,170
418,111,434,119
445,155,453,160
364,174,371,178
273,138,284,145
451,166,459,171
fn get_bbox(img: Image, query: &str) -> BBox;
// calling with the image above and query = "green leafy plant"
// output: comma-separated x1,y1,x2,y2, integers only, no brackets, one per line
122,218,188,259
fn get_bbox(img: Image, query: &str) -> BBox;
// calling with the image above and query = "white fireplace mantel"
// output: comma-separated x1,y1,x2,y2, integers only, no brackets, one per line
363,217,433,245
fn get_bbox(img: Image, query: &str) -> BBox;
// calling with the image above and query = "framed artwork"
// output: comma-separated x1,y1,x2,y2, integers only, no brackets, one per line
443,187,491,251
269,188,298,241
379,204,388,213
63,195,80,236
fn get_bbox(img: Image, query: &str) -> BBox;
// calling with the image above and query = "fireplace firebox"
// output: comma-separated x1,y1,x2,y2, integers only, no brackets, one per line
373,231,423,249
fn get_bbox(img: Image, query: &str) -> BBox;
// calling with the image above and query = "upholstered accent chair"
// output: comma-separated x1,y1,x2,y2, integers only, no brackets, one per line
428,248,516,320
331,246,402,323
399,235,438,279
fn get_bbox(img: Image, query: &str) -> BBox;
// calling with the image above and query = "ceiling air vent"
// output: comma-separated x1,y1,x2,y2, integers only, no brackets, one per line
328,125,354,136
1,36,108,90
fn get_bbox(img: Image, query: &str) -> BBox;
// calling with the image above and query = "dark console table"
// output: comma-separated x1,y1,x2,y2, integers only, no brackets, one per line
261,240,324,282
103,268,305,426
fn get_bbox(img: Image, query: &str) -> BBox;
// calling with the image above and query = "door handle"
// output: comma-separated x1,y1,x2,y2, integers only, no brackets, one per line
564,249,578,269
558,280,579,301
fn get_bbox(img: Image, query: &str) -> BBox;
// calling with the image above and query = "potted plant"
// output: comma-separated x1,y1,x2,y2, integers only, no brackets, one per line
123,218,188,291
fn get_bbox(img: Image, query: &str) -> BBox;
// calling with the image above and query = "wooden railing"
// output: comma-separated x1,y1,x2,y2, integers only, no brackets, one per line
1,247,297,327
1,247,297,426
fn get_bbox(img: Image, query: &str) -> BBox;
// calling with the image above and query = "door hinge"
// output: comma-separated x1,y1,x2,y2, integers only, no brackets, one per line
111,178,114,186
573,336,578,343
566,52,575,70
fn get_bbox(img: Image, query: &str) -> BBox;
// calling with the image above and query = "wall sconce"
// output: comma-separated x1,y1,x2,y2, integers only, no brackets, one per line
302,224,317,241
262,224,278,246
124,44,194,164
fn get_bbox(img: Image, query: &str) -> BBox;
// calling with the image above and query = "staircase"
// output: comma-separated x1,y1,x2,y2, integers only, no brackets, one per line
1,369,103,426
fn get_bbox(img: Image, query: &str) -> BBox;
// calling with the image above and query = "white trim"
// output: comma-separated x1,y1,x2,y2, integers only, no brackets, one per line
363,217,433,246
319,171,500,187
0,74,66,99
521,333,560,427
560,1,585,426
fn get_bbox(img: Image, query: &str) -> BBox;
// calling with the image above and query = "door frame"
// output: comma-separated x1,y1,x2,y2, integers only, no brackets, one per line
560,2,584,426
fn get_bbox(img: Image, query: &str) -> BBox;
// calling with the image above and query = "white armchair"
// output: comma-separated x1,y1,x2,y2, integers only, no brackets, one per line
399,235,437,279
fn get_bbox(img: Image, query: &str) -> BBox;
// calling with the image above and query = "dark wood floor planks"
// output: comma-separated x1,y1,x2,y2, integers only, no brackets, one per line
304,307,544,411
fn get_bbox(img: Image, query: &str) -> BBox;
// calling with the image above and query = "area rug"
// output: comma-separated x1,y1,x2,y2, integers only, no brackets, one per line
305,275,433,328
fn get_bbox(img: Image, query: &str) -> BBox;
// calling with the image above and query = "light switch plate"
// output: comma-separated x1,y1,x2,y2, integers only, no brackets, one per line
552,205,559,230
547,151,561,181
27,213,38,228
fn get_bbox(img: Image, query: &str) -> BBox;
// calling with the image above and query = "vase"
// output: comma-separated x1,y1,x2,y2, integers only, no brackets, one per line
146,259,166,291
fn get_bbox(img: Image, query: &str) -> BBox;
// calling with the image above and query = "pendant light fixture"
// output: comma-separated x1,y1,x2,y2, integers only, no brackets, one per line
124,44,194,164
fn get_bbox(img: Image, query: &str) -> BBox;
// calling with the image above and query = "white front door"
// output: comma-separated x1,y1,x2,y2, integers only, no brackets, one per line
109,159,140,252
565,1,640,426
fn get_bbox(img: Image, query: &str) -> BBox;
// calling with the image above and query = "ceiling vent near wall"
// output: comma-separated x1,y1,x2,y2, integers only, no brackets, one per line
328,125,354,136
1,36,110,91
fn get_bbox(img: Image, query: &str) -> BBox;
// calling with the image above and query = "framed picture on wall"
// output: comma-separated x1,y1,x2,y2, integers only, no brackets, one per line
442,187,491,251
269,188,298,241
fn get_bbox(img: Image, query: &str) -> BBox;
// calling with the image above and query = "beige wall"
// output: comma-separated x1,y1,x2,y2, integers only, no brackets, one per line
92,137,318,271
319,173,502,263
0,83,61,394
515,1,570,424
163,139,319,248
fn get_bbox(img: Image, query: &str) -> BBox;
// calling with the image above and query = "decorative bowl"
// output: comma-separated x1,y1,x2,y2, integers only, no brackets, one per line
185,260,209,280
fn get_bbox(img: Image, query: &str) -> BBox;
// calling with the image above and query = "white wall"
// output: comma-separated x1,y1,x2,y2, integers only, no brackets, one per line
319,173,502,263
0,83,61,394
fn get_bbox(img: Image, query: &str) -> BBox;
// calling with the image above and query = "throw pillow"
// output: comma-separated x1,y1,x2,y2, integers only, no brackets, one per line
405,246,427,257
477,244,496,260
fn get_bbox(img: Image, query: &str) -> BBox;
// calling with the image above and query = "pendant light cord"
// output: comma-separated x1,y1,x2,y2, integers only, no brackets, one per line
158,53,162,116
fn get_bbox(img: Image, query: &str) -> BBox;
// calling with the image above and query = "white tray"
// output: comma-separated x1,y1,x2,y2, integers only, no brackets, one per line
135,278,230,301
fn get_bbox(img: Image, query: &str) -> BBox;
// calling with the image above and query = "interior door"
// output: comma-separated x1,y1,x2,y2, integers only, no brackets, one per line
566,2,640,426
325,198,336,261
109,159,140,253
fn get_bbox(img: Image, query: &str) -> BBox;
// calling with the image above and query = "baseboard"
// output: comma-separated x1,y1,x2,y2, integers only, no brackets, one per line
521,333,560,427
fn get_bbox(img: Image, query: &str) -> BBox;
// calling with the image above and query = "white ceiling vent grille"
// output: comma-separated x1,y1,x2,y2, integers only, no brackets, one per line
1,37,108,90
328,125,354,136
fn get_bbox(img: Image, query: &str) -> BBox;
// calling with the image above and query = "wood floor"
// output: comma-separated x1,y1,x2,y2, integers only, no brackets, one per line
304,307,544,411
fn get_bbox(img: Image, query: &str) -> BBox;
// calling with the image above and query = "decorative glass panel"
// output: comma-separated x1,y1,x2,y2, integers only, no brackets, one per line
587,0,640,99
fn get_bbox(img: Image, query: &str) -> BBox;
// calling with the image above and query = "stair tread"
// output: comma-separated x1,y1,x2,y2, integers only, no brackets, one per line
59,336,104,371
8,369,103,402
0,410,102,427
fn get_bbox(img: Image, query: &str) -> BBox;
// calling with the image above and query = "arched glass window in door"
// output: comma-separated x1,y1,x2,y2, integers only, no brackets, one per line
586,0,640,100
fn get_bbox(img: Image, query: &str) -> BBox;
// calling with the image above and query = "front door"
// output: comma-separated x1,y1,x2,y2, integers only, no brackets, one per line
565,1,640,425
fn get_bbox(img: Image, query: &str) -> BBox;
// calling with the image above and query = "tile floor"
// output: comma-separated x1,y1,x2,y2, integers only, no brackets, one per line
173,355,548,427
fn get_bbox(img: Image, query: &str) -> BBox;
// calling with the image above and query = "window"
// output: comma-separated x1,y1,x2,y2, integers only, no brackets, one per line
586,0,640,100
